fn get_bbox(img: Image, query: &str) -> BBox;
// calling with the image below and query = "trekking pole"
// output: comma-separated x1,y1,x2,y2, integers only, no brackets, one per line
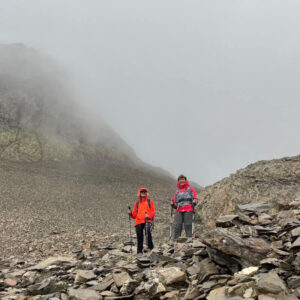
169,204,174,240
145,211,149,252
128,206,133,253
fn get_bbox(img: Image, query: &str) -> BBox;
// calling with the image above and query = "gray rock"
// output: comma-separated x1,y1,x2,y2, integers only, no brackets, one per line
216,215,238,227
74,270,96,284
28,256,75,270
27,277,67,296
255,271,286,294
237,202,275,215
291,226,300,237
90,275,114,291
157,267,186,285
287,275,300,289
119,279,139,295
207,286,227,300
186,264,200,276
68,287,101,300
292,236,300,248
112,271,131,288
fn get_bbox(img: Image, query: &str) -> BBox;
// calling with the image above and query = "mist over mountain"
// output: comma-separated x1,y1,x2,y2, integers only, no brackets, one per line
0,43,139,163
0,44,176,257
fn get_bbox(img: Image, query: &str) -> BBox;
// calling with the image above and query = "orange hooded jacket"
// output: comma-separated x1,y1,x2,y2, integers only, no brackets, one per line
130,187,155,226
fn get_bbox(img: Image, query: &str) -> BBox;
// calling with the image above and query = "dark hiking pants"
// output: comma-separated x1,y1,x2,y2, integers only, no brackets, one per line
173,211,194,240
135,222,154,253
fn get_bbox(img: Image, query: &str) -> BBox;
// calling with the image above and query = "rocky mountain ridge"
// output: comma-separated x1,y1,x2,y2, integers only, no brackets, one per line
197,155,300,228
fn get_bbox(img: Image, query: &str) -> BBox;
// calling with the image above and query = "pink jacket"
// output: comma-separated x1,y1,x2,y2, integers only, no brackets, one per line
172,181,198,212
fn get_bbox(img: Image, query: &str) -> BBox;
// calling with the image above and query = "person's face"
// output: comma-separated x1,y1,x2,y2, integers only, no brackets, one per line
140,190,147,197
179,178,186,185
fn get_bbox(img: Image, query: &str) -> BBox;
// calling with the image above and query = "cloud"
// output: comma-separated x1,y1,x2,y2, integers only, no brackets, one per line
0,0,299,185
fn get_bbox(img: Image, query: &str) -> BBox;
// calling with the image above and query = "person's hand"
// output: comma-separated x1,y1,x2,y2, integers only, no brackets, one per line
128,209,132,215
170,201,174,206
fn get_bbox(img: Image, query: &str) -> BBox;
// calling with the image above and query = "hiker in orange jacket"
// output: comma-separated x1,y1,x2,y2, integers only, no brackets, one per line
128,187,155,254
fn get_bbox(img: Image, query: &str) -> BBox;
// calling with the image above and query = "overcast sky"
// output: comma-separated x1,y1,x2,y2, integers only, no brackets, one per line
0,0,299,186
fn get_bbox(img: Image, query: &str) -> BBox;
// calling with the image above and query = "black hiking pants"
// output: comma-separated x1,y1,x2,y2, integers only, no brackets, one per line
135,222,154,253
173,211,194,240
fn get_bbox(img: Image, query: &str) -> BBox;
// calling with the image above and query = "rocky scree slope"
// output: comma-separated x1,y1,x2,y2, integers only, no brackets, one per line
0,44,175,257
2,197,300,299
197,155,300,228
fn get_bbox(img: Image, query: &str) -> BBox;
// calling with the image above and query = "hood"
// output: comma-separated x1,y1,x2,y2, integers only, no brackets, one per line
177,180,190,190
137,187,150,199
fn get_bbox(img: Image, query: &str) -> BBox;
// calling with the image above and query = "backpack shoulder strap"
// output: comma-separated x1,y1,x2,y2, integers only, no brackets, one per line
187,186,193,197
147,198,151,209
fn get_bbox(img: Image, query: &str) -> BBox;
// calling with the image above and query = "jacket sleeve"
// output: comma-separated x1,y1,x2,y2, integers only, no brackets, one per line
148,200,155,219
131,202,137,219
190,187,198,199
190,187,198,204
173,191,178,204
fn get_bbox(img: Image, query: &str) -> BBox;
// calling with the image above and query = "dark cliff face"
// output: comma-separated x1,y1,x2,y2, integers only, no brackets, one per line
0,43,136,162
197,155,300,228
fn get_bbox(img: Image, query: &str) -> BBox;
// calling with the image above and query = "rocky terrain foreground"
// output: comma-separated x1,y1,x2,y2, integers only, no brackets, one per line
2,196,300,299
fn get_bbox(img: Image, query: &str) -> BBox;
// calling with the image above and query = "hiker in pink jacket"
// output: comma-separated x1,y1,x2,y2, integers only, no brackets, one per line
171,174,198,239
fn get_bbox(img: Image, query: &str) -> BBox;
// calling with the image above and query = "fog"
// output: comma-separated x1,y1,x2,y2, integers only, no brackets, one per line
0,0,299,186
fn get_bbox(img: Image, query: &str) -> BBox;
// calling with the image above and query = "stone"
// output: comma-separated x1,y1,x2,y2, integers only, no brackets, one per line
203,228,271,266
157,267,186,285
4,278,17,286
161,290,180,300
100,290,116,296
207,286,227,300
184,287,200,299
197,257,220,282
243,287,254,298
291,237,300,248
237,202,275,214
68,287,101,299
192,240,206,248
119,279,139,295
75,270,96,283
216,215,238,227
291,227,300,237
186,264,200,276
258,213,272,225
202,280,217,289
287,275,300,289
257,296,276,300
27,277,68,296
256,271,286,294
28,256,75,270
156,282,166,294
112,271,132,287
235,266,259,277
227,281,254,297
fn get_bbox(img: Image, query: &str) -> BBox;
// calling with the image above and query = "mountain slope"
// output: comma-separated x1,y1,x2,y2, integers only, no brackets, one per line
0,44,175,257
197,155,300,228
